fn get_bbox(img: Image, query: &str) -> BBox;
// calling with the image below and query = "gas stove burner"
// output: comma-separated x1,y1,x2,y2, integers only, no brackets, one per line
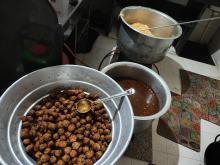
109,47,153,69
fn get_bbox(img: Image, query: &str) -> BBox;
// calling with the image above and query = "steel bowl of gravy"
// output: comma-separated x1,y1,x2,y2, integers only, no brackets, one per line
102,62,171,133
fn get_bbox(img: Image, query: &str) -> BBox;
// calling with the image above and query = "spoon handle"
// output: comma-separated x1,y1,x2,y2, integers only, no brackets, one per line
98,88,135,102
148,16,220,30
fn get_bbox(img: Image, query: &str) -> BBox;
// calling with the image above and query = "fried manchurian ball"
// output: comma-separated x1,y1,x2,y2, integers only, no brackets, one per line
23,139,31,145
40,154,50,163
50,156,57,164
85,150,94,159
57,159,65,165
54,150,62,157
95,151,103,159
69,135,77,142
64,147,72,154
56,141,67,148
92,143,101,151
20,88,112,165
72,141,81,150
85,159,93,165
67,124,75,132
70,150,78,158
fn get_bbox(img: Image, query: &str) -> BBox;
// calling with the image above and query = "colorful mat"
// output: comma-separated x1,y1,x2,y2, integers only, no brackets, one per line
157,69,220,151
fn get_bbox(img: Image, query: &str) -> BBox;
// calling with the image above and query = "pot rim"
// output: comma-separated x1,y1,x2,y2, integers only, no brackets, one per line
101,61,172,120
119,6,183,40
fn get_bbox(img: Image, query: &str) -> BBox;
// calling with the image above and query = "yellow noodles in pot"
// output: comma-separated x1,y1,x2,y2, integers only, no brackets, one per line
131,22,154,37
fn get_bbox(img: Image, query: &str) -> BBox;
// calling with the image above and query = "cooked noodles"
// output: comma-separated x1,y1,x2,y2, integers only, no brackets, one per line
131,22,154,37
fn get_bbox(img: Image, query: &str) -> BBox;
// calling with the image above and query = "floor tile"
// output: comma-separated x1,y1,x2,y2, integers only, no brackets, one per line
177,145,200,161
152,150,168,165
167,154,199,165
152,120,167,152
93,35,116,50
200,119,220,135
166,140,180,156
131,158,149,165
166,139,200,161
153,120,200,161
167,154,179,165
116,156,132,165
152,132,167,152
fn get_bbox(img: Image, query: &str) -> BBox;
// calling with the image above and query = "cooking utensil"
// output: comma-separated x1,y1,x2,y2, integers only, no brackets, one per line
0,65,134,165
76,88,135,113
118,6,182,64
102,62,171,133
204,134,220,165
147,16,220,30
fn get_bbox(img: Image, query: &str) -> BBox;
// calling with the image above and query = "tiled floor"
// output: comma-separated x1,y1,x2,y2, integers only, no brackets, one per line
77,33,220,165
76,35,116,70
116,156,149,165
152,119,220,165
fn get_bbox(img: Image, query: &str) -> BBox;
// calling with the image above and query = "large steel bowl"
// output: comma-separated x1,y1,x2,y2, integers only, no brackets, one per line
118,6,182,64
0,65,134,165
102,62,171,133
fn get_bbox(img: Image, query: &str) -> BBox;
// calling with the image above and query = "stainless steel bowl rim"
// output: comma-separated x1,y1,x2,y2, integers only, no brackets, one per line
101,62,172,120
119,6,182,40
0,65,134,165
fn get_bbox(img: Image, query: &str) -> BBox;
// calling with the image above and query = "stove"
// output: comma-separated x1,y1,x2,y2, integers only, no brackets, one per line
104,46,177,72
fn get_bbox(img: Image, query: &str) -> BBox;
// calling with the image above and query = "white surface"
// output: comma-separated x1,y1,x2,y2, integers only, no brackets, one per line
77,33,220,165
211,49,220,71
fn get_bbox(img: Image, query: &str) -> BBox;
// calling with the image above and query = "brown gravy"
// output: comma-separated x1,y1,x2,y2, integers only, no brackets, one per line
116,78,159,116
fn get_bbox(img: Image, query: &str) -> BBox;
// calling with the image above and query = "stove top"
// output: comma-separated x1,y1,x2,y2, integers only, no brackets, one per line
107,47,154,69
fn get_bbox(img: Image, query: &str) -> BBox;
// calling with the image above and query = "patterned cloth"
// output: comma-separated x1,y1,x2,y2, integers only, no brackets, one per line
157,70,220,151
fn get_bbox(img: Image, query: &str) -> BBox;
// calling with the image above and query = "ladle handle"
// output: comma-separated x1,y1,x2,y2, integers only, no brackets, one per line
98,88,135,102
148,16,220,30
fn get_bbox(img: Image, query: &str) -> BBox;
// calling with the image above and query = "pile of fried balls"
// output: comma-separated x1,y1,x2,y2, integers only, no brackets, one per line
20,88,112,165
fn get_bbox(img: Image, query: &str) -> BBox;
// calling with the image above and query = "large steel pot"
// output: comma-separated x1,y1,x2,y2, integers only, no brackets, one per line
102,62,171,133
0,65,134,165
118,6,182,64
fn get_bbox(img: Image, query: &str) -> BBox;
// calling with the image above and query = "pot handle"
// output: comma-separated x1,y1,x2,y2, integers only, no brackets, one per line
214,134,220,142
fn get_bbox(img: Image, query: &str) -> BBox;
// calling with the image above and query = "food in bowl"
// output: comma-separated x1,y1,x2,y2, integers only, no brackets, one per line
20,88,112,165
116,78,159,116
131,22,154,37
